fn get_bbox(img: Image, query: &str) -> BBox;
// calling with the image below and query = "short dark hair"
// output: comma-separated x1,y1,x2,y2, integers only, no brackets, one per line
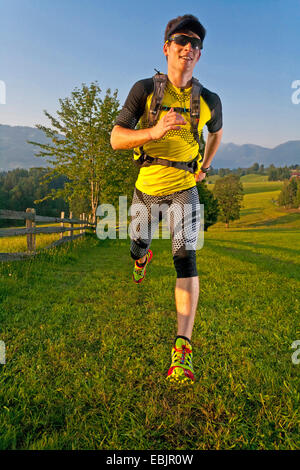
164,14,206,44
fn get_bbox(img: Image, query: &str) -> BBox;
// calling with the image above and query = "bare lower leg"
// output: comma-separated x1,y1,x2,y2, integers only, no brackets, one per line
175,276,199,341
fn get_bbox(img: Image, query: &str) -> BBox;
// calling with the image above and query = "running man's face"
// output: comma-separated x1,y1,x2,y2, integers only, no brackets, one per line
163,30,201,73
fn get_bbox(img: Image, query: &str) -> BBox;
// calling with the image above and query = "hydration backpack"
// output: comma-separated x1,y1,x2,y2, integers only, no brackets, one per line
134,72,203,174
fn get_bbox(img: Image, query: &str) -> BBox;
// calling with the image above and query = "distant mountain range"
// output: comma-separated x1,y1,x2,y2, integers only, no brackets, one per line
213,141,300,169
0,124,299,171
0,124,51,171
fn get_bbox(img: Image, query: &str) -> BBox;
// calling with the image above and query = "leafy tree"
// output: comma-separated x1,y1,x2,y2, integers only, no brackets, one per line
267,164,277,181
278,178,299,208
249,162,259,173
268,165,291,181
28,82,126,223
0,168,68,227
218,168,232,177
196,181,219,231
296,180,300,208
0,180,7,212
278,181,289,207
236,167,246,177
213,174,244,228
68,193,91,219
289,178,298,205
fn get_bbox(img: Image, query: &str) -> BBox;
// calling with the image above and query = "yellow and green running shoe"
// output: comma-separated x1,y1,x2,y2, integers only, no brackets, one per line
166,337,195,384
132,249,153,284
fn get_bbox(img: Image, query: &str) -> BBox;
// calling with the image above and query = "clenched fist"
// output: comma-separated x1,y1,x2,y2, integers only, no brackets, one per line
149,108,187,141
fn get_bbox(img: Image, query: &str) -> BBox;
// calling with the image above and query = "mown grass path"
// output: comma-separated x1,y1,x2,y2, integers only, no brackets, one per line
0,221,299,449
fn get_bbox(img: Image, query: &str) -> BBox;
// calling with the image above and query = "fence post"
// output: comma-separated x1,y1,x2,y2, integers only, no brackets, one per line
82,212,86,235
68,211,73,238
88,213,92,231
80,214,83,234
88,213,95,232
60,211,65,239
26,208,36,252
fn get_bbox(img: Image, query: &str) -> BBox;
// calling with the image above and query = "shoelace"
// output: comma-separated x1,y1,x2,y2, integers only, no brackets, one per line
173,345,191,365
180,346,187,364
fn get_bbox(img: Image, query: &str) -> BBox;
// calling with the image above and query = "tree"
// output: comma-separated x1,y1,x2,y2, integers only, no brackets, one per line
267,164,291,181
28,82,124,223
249,162,259,173
196,181,219,231
213,174,244,228
267,164,277,181
278,178,299,208
0,168,68,227
280,166,291,180
296,180,300,208
278,181,289,207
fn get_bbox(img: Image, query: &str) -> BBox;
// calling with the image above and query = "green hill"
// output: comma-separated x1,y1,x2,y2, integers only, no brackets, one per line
206,179,300,230
240,174,269,183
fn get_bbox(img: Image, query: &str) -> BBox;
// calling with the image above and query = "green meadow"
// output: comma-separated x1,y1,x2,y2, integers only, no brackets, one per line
0,176,299,450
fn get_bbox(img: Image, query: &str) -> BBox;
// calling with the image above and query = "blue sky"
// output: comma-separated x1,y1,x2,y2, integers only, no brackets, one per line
0,0,299,147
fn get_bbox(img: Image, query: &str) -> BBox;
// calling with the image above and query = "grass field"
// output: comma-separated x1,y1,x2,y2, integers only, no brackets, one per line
0,178,299,450
206,173,269,184
240,174,269,183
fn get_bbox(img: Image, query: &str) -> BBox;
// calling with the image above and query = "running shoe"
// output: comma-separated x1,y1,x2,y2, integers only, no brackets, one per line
166,337,195,384
132,249,153,284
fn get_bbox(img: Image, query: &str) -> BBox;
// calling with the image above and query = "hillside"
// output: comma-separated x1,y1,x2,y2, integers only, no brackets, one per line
0,124,51,171
207,176,300,230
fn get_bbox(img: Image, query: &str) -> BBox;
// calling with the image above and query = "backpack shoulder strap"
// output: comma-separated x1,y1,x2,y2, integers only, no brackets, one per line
190,77,203,148
148,73,168,127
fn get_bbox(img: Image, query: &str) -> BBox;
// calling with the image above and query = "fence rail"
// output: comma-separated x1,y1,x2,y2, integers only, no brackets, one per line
0,208,96,262
0,209,90,224
0,225,91,238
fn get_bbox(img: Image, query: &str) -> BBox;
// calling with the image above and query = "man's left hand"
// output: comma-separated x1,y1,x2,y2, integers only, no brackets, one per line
194,171,206,183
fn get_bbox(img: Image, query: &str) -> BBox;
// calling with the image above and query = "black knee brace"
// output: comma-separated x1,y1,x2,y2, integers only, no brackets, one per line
173,248,198,278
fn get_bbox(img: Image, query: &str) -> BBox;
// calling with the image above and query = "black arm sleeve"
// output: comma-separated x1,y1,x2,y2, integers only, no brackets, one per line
115,78,154,129
202,88,223,133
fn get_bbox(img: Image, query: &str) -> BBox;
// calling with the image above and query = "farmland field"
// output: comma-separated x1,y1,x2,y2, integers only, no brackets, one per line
0,177,299,450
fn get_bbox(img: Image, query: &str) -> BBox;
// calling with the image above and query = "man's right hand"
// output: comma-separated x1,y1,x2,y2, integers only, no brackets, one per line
149,108,187,141
111,109,187,150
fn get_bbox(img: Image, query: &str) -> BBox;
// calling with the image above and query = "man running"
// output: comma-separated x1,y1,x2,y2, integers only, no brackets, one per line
111,14,223,384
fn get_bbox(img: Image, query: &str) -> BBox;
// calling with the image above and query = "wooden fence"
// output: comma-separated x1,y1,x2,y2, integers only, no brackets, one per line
0,209,96,262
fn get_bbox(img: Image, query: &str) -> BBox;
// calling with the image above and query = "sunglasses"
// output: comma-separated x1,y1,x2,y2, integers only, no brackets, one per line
167,34,203,50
